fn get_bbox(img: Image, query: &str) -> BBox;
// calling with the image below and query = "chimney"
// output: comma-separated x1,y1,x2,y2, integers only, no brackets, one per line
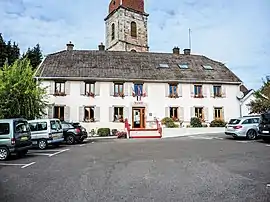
98,42,105,51
183,48,191,55
66,41,74,51
173,47,180,55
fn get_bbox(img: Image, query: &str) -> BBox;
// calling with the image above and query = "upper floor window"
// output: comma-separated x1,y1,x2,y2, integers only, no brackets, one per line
85,82,95,97
213,85,222,97
114,83,124,97
194,85,203,98
133,83,143,96
131,21,137,38
111,23,115,40
55,82,65,95
169,84,178,98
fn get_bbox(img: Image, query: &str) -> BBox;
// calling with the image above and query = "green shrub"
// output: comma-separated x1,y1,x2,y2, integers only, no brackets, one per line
97,128,110,136
190,117,202,127
210,119,226,127
161,117,179,128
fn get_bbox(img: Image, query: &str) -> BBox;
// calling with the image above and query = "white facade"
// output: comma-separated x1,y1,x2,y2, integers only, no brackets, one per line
240,90,256,116
42,80,241,131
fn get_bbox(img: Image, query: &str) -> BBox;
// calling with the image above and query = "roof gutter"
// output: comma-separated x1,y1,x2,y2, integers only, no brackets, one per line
33,56,47,78
33,76,242,84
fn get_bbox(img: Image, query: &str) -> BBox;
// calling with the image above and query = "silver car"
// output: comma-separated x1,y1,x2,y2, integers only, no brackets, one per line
225,116,260,140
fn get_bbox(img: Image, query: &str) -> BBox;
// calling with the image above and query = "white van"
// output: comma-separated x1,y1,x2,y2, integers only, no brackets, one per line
28,119,64,150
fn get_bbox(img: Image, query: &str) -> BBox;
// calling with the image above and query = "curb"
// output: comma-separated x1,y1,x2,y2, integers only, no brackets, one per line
162,131,224,139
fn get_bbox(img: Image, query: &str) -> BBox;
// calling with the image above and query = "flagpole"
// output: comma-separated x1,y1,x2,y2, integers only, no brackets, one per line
189,28,191,50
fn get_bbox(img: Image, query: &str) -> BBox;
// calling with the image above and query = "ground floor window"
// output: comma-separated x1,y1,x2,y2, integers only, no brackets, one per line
214,107,223,120
170,107,179,121
84,107,95,122
114,107,124,122
54,106,64,121
195,107,204,120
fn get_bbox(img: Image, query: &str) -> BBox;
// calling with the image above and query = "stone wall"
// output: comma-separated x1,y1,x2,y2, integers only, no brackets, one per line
105,7,149,52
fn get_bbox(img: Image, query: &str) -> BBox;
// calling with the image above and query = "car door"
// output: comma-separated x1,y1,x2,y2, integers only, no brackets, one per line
13,120,32,147
241,118,254,134
251,118,260,132
50,120,63,140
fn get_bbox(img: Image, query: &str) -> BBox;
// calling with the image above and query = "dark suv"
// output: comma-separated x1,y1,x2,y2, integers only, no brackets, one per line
61,121,88,144
258,111,270,142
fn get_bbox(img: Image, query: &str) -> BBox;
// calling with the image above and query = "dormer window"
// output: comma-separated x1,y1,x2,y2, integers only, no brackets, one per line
203,65,213,70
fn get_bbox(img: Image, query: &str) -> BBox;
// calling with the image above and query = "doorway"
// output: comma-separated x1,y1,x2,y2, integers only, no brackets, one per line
132,107,145,129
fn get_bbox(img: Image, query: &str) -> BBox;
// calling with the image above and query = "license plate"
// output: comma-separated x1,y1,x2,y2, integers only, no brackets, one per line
21,137,28,141
262,131,269,134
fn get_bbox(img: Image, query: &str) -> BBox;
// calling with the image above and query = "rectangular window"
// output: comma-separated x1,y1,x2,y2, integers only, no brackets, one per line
195,107,204,120
114,107,124,122
194,85,203,98
134,84,143,96
85,82,95,96
14,120,30,133
0,123,10,135
50,120,62,130
84,106,95,122
54,106,65,121
29,122,48,132
55,82,65,95
213,86,222,97
214,107,223,120
169,84,178,97
114,83,124,97
170,107,179,121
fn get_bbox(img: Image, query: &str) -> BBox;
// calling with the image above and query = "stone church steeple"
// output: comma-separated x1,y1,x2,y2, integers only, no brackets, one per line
104,0,149,52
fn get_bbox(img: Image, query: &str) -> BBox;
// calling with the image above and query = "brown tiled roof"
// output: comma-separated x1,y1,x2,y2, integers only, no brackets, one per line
37,50,242,83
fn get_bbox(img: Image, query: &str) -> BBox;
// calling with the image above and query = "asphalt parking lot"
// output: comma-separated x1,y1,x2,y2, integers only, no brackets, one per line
0,133,270,202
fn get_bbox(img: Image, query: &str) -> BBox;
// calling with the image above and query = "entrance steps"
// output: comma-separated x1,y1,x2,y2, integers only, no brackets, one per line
129,129,162,138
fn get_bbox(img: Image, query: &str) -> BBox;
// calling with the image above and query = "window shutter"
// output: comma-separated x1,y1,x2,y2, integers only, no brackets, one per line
65,81,70,95
124,83,129,96
165,84,170,97
50,81,55,95
165,107,169,117
203,85,207,98
95,107,100,122
222,107,225,120
79,106,84,122
179,107,184,121
178,84,183,97
124,107,129,120
222,86,226,98
210,85,214,97
95,82,100,96
143,83,148,96
80,82,85,95
190,107,195,118
64,106,70,121
110,83,115,96
204,107,209,121
109,107,114,122
48,105,53,118
213,107,216,120
190,84,194,97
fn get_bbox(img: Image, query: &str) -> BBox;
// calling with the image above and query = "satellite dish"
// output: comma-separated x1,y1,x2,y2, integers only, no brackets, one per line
236,91,244,99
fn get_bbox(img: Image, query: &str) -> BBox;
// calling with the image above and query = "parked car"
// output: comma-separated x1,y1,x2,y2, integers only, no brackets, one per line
258,111,270,142
225,116,260,140
68,122,88,137
0,118,32,161
28,119,64,150
61,121,87,144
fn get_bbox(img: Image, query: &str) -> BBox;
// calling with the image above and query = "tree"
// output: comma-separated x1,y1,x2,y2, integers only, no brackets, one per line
0,33,8,68
248,78,270,114
22,44,43,69
0,58,48,119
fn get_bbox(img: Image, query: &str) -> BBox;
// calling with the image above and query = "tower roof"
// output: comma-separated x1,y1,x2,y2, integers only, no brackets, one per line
109,0,145,14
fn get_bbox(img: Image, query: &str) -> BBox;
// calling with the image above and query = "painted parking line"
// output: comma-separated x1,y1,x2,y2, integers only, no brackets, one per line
0,161,36,169
49,149,69,157
28,152,52,156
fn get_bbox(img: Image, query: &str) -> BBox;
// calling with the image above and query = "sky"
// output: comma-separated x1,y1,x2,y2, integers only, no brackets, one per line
0,0,269,90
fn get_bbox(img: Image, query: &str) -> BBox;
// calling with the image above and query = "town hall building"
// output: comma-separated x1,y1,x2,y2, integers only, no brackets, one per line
35,0,245,131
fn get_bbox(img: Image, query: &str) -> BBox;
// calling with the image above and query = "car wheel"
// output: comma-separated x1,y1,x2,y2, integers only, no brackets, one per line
66,135,75,145
38,139,47,150
246,129,257,140
0,147,10,161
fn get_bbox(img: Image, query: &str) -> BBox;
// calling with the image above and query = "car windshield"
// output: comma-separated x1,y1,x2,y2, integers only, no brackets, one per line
260,113,270,124
228,119,241,124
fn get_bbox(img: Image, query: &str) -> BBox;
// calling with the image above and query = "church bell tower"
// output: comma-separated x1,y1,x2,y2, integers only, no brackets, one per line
104,0,149,52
